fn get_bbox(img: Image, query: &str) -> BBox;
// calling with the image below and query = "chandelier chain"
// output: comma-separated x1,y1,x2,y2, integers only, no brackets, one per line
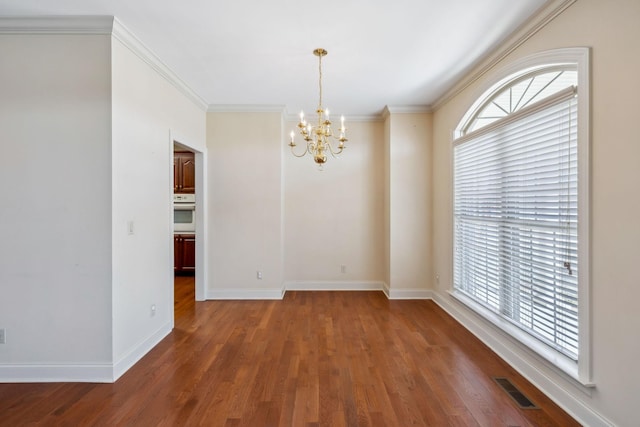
318,52,323,111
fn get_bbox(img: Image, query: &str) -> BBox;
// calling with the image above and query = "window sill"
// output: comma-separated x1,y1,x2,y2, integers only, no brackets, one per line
449,289,595,390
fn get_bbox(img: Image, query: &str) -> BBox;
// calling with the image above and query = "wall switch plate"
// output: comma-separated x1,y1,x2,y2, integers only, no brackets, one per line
340,264,346,274
0,328,5,344
127,220,135,235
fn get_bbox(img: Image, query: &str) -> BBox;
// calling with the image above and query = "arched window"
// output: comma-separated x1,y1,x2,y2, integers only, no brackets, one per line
461,66,577,135
452,48,591,385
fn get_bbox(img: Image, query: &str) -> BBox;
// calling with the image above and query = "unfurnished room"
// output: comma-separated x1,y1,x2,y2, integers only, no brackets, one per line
0,1,639,426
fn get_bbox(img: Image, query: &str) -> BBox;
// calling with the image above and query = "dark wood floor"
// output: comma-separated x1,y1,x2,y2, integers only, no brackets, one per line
0,277,579,426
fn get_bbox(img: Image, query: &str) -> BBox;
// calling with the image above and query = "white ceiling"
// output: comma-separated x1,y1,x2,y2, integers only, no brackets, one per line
0,0,548,117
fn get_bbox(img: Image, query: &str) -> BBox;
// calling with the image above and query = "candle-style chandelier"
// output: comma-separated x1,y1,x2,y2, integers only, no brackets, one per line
288,48,347,169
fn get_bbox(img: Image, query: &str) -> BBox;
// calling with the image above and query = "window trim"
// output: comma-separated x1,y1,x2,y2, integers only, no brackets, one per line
451,47,591,386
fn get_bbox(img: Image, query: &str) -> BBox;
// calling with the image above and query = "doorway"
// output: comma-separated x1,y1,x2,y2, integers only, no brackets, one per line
171,133,206,327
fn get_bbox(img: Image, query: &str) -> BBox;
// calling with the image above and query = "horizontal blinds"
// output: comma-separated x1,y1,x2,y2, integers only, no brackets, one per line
454,89,579,360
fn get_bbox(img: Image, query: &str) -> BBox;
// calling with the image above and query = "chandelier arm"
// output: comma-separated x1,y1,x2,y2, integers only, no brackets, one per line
289,144,310,158
325,140,344,157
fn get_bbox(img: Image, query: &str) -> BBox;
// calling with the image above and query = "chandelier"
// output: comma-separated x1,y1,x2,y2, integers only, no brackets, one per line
288,48,347,169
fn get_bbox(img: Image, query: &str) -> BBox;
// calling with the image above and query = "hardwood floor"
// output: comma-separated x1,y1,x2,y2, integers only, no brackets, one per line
0,278,579,426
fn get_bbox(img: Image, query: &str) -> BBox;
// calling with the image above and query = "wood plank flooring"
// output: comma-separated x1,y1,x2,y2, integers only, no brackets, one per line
0,277,579,426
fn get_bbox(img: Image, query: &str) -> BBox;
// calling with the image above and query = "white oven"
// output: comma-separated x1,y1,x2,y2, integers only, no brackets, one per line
173,193,196,233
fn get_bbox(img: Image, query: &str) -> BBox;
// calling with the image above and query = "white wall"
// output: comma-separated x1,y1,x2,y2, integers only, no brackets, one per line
0,34,113,376
284,120,385,287
0,19,206,382
111,35,206,376
384,112,432,297
431,0,640,425
206,112,284,298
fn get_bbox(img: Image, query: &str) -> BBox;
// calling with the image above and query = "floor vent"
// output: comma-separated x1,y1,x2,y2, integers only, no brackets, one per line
493,377,539,409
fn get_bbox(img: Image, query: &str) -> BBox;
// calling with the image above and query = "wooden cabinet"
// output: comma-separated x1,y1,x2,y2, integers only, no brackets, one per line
174,234,195,274
173,151,195,274
174,151,195,193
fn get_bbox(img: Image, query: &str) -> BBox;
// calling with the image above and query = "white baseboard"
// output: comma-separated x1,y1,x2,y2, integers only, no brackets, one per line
112,321,173,381
205,282,433,300
0,322,172,383
382,282,433,300
431,291,614,427
0,363,114,383
284,280,385,291
284,281,432,300
207,287,285,300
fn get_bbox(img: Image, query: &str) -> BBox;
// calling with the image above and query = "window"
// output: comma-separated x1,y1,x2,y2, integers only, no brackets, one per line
452,49,590,383
461,67,577,134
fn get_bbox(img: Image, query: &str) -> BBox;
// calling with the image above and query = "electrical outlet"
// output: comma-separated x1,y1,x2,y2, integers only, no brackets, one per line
436,274,440,284
127,220,135,235
150,304,156,316
0,328,5,344
257,271,262,280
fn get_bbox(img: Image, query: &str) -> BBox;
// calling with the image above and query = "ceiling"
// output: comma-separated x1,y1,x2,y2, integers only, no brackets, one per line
0,0,548,117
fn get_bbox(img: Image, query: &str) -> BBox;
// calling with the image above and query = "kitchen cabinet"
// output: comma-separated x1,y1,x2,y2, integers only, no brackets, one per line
174,151,195,193
174,234,195,274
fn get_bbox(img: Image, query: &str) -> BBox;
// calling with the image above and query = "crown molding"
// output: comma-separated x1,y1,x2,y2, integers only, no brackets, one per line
207,104,286,114
111,17,208,111
382,105,432,119
384,105,432,114
341,114,384,123
432,0,577,110
281,109,383,123
0,15,114,34
207,106,382,122
0,15,209,112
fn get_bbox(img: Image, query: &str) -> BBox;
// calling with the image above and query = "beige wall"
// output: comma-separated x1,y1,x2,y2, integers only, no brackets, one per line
206,116,388,292
431,0,640,425
206,112,284,297
383,117,392,288
208,112,431,296
209,113,436,295
283,120,385,285
385,112,433,296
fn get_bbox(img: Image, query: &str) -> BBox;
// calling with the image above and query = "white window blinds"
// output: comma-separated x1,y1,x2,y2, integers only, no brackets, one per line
454,87,579,360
